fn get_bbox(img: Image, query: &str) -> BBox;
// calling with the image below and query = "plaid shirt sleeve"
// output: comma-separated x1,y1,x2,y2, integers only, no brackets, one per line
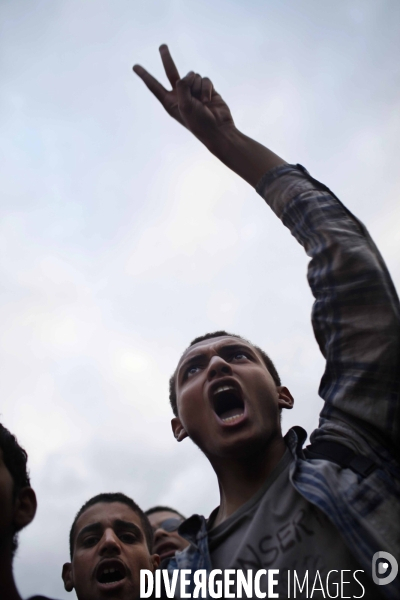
256,164,400,450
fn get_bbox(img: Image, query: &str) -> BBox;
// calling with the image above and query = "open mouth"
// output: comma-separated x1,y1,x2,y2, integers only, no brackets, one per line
211,383,245,424
96,560,127,586
156,541,180,560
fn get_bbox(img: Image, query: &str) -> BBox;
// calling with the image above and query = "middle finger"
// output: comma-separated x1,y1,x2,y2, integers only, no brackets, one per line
159,44,181,87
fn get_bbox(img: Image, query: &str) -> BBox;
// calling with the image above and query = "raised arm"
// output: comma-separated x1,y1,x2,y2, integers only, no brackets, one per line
256,166,400,452
133,47,400,450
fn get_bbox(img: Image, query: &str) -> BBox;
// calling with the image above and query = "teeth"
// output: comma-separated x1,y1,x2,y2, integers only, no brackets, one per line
222,414,242,422
214,385,234,395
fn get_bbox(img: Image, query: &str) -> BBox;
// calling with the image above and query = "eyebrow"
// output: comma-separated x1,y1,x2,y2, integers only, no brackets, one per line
179,352,208,369
76,520,143,543
113,520,143,539
179,343,257,373
76,522,102,542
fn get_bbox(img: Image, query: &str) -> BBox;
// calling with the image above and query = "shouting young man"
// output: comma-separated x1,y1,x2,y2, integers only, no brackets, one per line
62,492,159,600
133,46,400,599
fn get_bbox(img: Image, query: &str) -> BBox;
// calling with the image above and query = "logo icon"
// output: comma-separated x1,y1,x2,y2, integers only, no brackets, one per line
372,551,398,586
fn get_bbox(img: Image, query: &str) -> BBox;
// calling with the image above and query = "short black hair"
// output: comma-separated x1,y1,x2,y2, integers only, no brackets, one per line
0,423,31,555
145,505,186,520
169,331,281,416
69,492,153,558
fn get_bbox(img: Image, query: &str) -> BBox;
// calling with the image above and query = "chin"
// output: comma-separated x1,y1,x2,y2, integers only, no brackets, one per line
220,429,275,456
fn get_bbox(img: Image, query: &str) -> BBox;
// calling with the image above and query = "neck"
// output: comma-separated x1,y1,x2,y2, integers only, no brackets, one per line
210,434,287,527
0,547,22,600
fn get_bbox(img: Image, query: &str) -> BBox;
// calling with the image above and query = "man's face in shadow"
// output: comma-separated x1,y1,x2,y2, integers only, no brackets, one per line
0,447,36,559
172,336,293,461
63,501,159,600
147,510,189,562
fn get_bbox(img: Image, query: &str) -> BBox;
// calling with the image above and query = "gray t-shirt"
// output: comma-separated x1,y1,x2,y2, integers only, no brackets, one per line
208,450,381,599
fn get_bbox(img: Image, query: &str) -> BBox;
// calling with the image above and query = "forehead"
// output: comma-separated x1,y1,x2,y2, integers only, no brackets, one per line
147,510,181,528
178,336,257,366
75,502,143,536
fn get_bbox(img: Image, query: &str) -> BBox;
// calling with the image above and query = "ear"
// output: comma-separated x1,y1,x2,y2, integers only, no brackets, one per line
13,487,37,531
62,562,75,592
171,417,188,442
277,386,294,410
150,553,160,571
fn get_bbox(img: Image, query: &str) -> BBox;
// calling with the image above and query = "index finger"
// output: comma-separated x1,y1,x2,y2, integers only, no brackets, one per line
132,64,168,104
159,44,180,87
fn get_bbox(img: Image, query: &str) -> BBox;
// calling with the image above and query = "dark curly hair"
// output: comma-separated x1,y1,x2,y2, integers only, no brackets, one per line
69,492,154,558
169,330,281,416
0,423,31,555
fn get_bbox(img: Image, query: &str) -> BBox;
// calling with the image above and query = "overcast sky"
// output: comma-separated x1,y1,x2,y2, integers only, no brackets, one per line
1,0,399,598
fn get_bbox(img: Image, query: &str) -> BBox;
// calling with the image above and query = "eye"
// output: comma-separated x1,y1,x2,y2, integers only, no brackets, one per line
233,352,249,360
119,532,137,543
186,365,200,377
83,535,99,547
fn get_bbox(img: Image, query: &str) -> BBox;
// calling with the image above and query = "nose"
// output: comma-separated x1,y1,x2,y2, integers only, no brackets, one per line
154,526,170,544
99,528,121,556
207,355,232,381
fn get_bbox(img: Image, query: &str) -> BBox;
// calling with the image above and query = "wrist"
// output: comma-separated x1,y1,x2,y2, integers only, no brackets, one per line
205,127,286,188
204,126,244,161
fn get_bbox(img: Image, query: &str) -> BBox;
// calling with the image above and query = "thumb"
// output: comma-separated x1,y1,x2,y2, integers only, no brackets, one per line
176,71,196,114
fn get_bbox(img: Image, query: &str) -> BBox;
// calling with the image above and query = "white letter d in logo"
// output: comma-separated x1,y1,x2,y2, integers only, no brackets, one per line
372,551,398,586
